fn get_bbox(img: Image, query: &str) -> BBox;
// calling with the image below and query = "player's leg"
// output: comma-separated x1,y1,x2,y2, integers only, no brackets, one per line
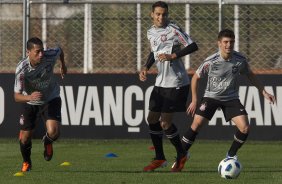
147,111,165,159
42,97,61,161
19,130,33,172
143,86,167,171
181,97,218,152
43,119,60,161
18,104,37,172
158,85,190,172
160,113,185,159
161,113,186,159
160,112,187,172
143,111,167,171
227,115,249,158
223,99,249,158
182,114,209,151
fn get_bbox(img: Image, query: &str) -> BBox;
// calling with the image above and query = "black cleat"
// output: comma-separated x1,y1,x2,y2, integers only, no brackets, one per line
44,143,53,161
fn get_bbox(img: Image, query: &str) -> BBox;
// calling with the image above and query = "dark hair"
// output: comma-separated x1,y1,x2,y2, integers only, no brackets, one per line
218,29,235,40
152,1,168,12
27,37,43,50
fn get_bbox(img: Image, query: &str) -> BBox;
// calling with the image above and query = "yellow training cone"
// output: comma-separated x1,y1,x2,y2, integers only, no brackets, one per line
60,161,71,166
14,172,24,177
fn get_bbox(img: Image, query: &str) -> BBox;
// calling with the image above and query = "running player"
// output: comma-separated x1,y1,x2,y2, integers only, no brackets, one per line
182,29,276,162
139,1,198,172
14,37,67,172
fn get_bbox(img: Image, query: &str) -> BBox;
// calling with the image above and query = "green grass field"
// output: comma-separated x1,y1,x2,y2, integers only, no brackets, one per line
1,139,282,184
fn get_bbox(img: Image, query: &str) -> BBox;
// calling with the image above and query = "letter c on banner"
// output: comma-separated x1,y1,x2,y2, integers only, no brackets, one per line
0,87,4,125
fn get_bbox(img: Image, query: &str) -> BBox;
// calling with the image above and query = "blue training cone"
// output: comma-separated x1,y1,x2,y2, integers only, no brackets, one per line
105,153,118,158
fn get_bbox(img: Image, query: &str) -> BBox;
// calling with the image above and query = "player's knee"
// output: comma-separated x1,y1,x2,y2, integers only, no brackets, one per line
160,121,171,130
191,120,203,132
19,131,32,144
240,125,250,134
47,129,60,141
20,136,32,144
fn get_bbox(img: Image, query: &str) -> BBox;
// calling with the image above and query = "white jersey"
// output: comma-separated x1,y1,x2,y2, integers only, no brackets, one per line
147,22,194,88
196,51,250,101
14,47,61,105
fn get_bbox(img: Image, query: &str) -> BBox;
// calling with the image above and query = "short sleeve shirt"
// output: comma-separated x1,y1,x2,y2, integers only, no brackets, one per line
147,22,194,88
14,47,61,105
196,51,250,101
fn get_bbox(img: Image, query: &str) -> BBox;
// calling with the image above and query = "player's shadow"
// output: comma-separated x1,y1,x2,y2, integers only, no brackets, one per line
55,166,282,174
55,170,216,174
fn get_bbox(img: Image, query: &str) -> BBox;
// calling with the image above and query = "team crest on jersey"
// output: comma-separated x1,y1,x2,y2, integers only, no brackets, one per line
199,102,207,111
160,34,167,42
19,114,25,125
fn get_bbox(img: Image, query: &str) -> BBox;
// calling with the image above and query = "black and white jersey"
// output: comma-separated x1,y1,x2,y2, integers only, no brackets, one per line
147,22,194,88
14,47,61,105
196,51,250,101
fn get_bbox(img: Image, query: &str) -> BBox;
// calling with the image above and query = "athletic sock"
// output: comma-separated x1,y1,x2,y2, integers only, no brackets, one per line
165,124,186,158
149,122,165,160
228,130,249,157
43,133,55,145
181,127,198,151
19,141,32,163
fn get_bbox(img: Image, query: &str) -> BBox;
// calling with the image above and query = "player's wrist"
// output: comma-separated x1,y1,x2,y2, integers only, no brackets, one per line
142,66,149,71
171,53,177,60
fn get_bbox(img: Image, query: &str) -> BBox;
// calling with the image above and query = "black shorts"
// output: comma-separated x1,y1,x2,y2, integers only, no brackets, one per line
19,97,62,131
149,85,189,113
195,97,248,122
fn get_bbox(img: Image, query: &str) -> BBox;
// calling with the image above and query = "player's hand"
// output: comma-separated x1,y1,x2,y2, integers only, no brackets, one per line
30,91,42,101
263,90,276,104
187,101,197,117
60,64,67,79
139,69,147,82
158,53,177,62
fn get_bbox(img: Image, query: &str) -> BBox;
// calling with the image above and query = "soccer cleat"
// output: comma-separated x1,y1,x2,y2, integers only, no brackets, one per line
21,162,32,172
44,143,53,161
171,152,190,172
143,159,167,171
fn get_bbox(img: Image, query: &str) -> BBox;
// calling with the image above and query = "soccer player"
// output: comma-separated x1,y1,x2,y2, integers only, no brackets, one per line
139,1,198,172
182,29,276,161
14,37,67,172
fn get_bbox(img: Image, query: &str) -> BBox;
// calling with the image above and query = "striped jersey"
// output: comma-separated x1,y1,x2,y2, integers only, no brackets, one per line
196,51,250,101
147,22,194,88
14,47,61,105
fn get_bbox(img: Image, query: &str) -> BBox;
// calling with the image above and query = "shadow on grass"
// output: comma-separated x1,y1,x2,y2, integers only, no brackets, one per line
52,167,282,174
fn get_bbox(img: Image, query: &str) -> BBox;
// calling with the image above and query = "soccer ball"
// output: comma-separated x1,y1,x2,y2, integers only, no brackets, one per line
218,158,242,179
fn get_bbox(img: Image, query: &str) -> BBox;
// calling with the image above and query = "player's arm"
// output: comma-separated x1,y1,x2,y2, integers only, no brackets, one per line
139,52,155,82
58,47,67,79
158,42,198,62
187,73,200,116
174,42,198,58
14,68,42,103
246,70,276,104
14,92,42,103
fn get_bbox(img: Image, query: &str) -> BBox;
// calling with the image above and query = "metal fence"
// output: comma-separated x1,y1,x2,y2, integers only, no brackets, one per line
0,0,282,73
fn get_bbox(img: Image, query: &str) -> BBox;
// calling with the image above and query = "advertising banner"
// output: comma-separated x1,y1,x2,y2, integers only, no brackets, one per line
0,74,281,140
